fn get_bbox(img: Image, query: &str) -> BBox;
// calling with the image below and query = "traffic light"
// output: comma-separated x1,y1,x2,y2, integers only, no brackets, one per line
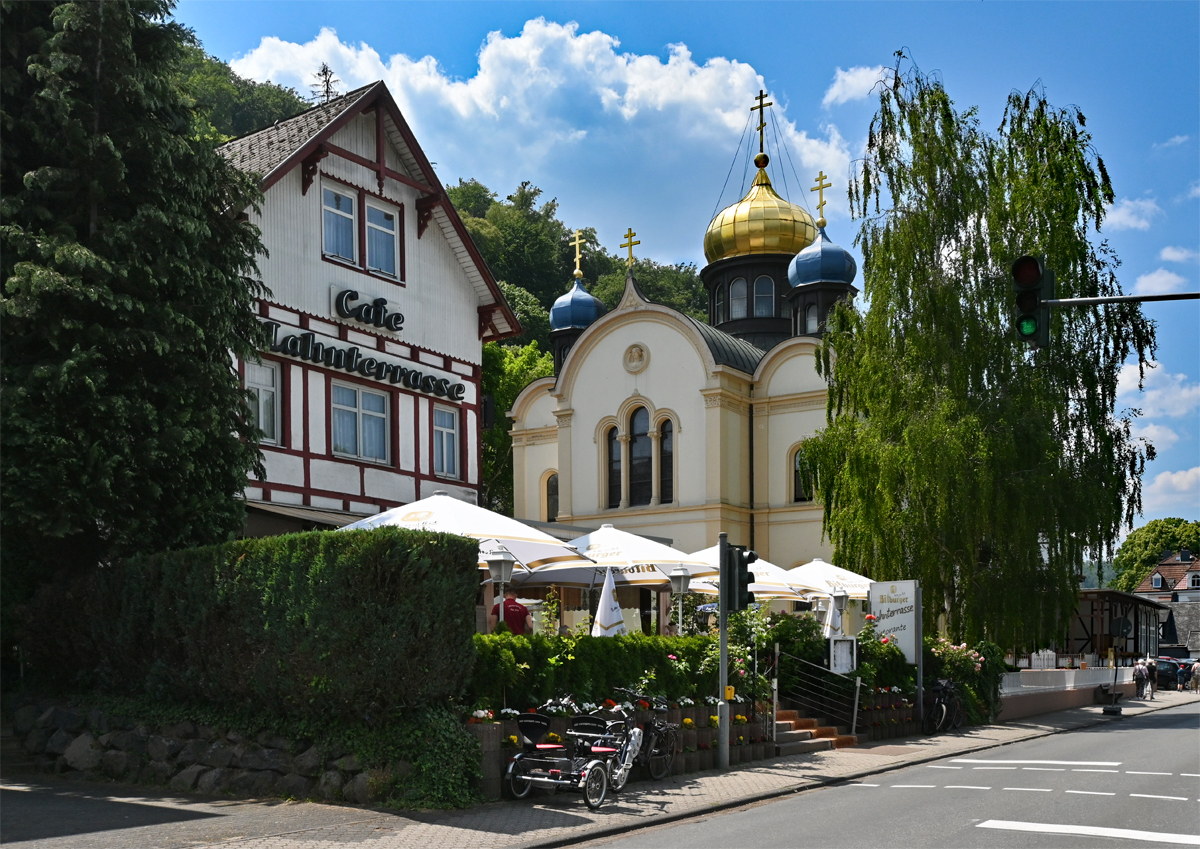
723,545,758,613
1011,255,1054,348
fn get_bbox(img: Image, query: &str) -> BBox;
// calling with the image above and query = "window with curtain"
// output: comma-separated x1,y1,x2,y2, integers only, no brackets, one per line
607,426,621,508
794,443,815,502
366,204,397,277
659,419,674,504
546,473,559,522
805,304,819,334
754,275,774,317
715,284,727,324
322,187,355,261
729,278,747,319
245,361,278,444
332,383,387,462
433,407,458,477
629,407,652,506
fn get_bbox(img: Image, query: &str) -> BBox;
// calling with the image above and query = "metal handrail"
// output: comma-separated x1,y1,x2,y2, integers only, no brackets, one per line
777,648,862,736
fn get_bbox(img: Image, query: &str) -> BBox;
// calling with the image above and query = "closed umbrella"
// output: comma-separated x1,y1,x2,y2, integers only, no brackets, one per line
339,491,593,574
590,568,627,637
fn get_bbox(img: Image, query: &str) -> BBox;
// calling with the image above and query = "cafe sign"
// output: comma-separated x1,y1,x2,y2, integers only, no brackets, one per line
868,580,919,664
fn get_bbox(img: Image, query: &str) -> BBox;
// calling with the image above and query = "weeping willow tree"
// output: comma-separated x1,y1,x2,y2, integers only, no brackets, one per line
805,56,1156,649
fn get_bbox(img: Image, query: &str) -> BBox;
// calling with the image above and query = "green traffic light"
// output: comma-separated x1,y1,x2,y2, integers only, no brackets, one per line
1017,315,1038,338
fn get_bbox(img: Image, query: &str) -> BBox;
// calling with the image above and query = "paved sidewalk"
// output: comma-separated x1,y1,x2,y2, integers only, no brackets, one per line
3,689,1193,849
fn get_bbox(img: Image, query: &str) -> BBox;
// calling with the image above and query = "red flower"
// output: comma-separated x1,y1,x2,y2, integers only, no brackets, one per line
881,636,890,644
865,614,877,621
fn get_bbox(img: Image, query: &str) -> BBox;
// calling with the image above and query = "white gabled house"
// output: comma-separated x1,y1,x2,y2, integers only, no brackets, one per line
221,81,519,535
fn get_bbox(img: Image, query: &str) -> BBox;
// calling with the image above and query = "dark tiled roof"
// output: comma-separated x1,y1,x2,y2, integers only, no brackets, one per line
219,84,376,177
1163,602,1200,650
685,317,767,374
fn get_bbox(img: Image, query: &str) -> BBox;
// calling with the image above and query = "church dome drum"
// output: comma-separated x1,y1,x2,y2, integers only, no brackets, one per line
703,154,817,264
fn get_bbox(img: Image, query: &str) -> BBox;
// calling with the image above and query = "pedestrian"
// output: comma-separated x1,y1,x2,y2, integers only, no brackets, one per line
1147,658,1158,700
489,588,533,635
1192,660,1200,694
1134,660,1148,699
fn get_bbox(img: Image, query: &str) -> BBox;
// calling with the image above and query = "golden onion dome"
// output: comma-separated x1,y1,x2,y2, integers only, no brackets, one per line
703,154,817,264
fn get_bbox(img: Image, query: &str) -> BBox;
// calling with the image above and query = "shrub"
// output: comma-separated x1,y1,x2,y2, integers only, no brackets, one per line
924,636,1006,720
855,617,914,691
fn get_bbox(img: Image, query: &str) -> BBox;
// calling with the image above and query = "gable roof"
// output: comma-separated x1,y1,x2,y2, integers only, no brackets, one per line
1134,562,1192,595
219,81,519,342
685,317,767,374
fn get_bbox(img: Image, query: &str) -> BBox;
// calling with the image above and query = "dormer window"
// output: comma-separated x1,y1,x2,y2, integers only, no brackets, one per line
1190,574,1200,589
1152,574,1162,588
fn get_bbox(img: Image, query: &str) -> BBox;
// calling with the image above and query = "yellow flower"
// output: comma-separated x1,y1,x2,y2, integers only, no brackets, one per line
682,718,695,729
709,715,720,727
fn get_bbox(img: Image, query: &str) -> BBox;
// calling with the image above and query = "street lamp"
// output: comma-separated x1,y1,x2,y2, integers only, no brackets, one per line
668,567,691,635
832,591,849,636
485,546,517,631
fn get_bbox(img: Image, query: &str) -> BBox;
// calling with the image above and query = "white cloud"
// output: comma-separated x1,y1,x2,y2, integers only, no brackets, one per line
1133,267,1187,296
1131,422,1180,451
1103,197,1162,231
1153,134,1189,149
1142,466,1200,514
1118,361,1200,418
821,66,888,108
1160,246,1198,263
228,20,855,254
1190,181,1200,200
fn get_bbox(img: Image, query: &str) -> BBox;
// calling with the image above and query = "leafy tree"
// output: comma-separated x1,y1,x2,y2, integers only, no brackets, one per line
178,46,308,140
803,56,1156,649
446,177,496,220
497,281,551,353
593,258,707,320
1,0,267,603
479,341,554,515
1109,519,1200,592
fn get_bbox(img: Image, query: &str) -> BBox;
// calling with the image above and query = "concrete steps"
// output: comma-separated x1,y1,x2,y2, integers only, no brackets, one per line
776,708,857,749
776,737,832,756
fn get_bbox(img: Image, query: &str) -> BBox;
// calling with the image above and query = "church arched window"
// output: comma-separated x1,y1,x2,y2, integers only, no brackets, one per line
729,278,747,320
715,284,726,324
659,419,674,504
629,407,652,506
546,473,559,522
805,304,819,334
607,427,621,509
794,443,815,503
754,276,774,317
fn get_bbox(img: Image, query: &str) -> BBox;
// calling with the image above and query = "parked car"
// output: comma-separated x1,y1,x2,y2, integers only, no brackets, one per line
1155,657,1180,690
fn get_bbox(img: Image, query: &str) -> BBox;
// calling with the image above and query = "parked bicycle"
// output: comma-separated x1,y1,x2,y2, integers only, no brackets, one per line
506,695,616,809
614,687,680,781
922,679,965,734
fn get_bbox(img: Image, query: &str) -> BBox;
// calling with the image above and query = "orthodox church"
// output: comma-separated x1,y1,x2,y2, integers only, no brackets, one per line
509,137,859,574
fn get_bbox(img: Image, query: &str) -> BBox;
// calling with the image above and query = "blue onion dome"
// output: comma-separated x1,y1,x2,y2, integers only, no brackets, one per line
550,275,606,331
787,226,858,288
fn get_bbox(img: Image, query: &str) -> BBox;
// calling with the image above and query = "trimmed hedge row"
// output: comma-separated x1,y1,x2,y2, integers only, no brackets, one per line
18,528,480,724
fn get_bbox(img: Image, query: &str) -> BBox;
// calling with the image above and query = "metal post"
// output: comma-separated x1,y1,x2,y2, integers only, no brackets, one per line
851,676,861,736
678,595,684,635
915,583,924,726
718,532,729,770
773,641,780,749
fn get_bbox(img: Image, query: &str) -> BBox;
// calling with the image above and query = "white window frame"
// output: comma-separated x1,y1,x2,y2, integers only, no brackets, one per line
1152,574,1162,588
433,406,459,478
753,275,774,317
729,278,747,320
1190,574,1200,589
365,200,399,278
322,184,357,263
331,381,389,464
245,360,280,445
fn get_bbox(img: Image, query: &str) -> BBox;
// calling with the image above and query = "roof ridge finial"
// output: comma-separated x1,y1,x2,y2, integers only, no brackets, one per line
619,227,641,268
570,229,585,279
811,171,832,228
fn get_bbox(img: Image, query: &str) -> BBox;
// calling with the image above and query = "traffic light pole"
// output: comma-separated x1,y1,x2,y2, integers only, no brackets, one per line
717,532,730,770
1044,292,1199,306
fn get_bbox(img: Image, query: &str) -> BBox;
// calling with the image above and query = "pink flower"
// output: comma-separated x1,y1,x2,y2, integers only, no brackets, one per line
667,654,677,660
738,669,746,677
881,637,890,644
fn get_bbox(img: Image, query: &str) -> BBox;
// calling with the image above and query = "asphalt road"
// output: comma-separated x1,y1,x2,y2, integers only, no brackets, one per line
593,701,1200,848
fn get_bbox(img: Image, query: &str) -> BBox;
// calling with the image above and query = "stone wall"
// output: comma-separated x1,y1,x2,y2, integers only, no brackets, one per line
10,698,401,805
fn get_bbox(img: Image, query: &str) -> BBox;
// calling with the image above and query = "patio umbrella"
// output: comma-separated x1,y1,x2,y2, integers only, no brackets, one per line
516,523,716,588
339,492,593,573
685,546,806,600
590,568,627,637
785,558,872,600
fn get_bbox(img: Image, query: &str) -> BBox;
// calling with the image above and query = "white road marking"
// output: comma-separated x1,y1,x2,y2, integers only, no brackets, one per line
1183,773,1200,777
1004,787,1052,792
974,766,1017,770
1072,768,1120,773
1132,793,1191,801
891,785,936,788
945,785,991,790
953,759,1120,766
977,820,1200,845
847,783,878,787
1065,790,1115,796
1021,767,1065,771
1128,771,1173,775
926,765,962,769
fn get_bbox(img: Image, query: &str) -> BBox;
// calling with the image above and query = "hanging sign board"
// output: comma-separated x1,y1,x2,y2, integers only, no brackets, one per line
869,580,919,665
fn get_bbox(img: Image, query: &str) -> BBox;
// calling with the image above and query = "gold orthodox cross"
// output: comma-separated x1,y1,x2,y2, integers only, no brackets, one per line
751,89,773,153
811,170,832,227
619,228,641,267
570,229,585,278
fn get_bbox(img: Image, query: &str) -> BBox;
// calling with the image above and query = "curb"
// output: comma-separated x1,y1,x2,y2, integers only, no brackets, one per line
525,697,1188,849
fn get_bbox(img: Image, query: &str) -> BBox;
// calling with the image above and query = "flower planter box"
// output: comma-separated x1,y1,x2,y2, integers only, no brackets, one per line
699,749,715,771
683,751,699,773
667,708,682,726
682,729,697,751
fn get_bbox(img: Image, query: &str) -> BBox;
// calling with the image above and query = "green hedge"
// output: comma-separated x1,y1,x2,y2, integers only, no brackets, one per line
18,528,480,724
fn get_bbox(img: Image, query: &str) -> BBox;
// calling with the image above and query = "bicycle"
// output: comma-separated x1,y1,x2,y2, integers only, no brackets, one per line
922,679,965,735
506,696,614,809
615,687,680,780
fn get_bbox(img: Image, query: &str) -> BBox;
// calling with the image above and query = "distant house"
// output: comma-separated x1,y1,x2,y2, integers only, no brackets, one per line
1132,550,1200,660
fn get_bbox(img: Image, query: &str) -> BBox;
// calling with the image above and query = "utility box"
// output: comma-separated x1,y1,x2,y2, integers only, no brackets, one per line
829,637,857,675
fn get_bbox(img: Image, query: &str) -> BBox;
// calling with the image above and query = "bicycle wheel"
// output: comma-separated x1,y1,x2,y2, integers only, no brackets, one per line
507,758,533,799
647,728,677,780
583,764,608,809
950,697,965,729
610,761,629,793
923,702,945,735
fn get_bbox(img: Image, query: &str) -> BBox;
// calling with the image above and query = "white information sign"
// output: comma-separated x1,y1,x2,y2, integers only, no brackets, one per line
869,580,919,664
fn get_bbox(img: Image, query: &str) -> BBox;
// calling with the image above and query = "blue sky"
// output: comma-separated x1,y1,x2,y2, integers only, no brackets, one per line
177,1,1199,530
